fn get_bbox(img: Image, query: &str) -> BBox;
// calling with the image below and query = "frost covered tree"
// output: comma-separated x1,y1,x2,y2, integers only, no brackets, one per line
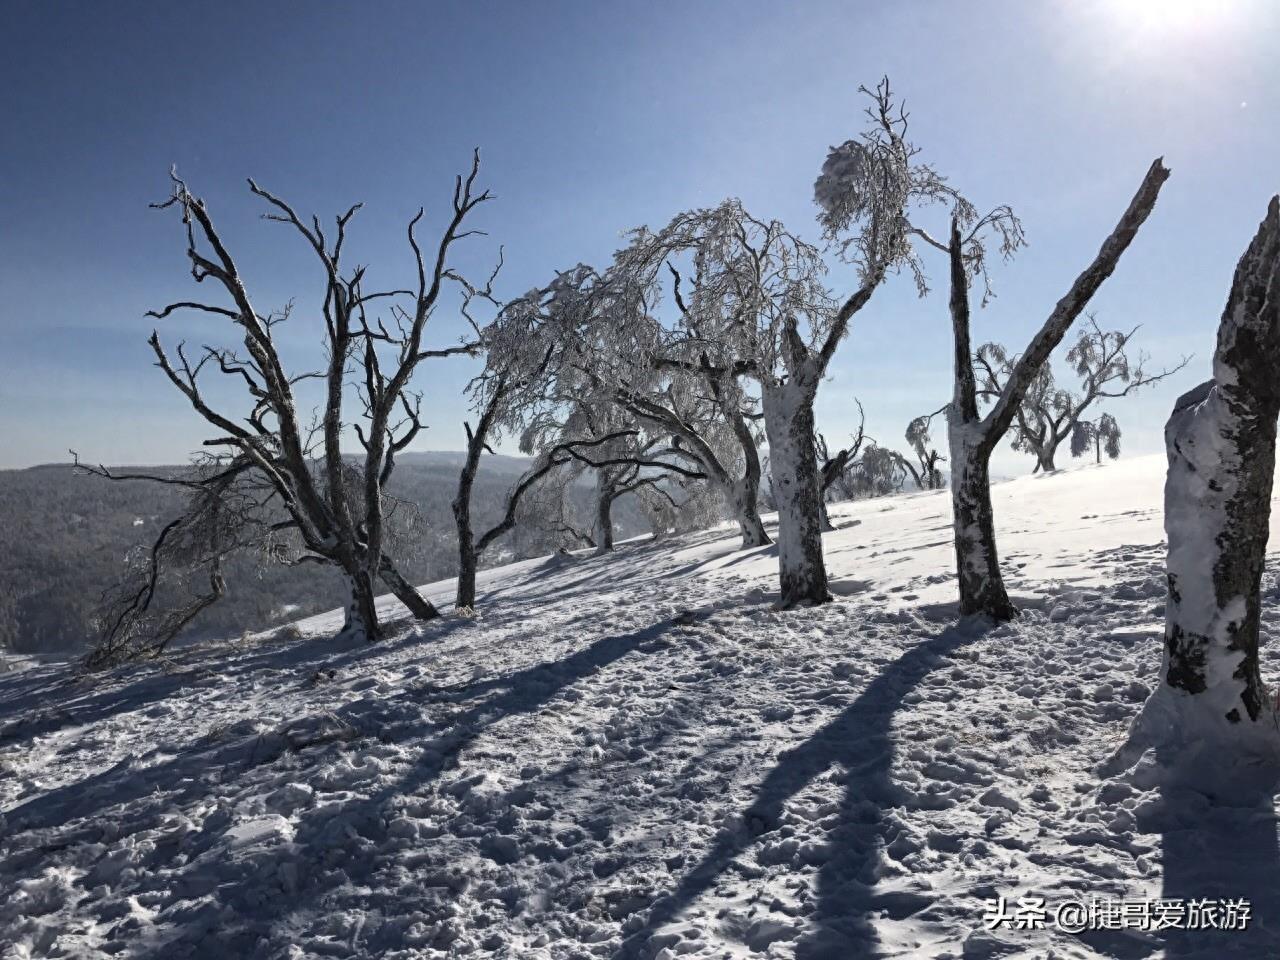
628,202,844,606
1155,197,1280,746
975,318,1187,472
450,282,637,607
511,269,709,556
813,78,1009,600
903,408,947,490
143,159,491,641
819,80,1168,618
582,240,774,549
1071,412,1121,464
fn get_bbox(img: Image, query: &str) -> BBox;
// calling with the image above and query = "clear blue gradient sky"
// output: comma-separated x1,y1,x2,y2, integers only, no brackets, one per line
2,0,1277,472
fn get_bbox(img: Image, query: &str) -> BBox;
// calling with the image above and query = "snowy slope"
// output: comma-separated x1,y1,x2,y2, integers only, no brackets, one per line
3,454,1280,959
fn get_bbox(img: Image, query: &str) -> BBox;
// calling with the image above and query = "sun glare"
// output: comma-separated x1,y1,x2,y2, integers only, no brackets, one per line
1101,0,1242,38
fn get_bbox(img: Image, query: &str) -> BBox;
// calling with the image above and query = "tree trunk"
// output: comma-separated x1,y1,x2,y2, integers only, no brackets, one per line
594,473,616,553
729,478,771,547
948,421,1019,621
818,498,835,533
946,220,1017,623
762,381,831,608
1159,197,1280,744
453,467,478,609
375,556,440,622
1038,447,1057,472
339,568,383,643
455,537,478,610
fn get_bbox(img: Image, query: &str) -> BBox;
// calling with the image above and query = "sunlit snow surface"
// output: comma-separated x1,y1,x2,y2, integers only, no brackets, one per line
4,454,1280,958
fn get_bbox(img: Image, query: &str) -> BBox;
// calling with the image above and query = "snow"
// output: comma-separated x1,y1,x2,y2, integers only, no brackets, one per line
4,454,1280,958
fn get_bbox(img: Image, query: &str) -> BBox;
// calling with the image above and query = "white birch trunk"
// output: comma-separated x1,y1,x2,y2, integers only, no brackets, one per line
762,381,831,607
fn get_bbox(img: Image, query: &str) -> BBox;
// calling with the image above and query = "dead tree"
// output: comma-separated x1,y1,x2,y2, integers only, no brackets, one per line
815,400,870,528
975,317,1188,471
1158,197,1280,744
940,159,1169,620
146,158,490,641
817,399,868,501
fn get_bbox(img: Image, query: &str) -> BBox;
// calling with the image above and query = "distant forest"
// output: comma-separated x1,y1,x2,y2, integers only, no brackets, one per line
0,453,647,655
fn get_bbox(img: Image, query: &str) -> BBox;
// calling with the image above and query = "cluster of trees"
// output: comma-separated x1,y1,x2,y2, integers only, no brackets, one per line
86,78,1183,664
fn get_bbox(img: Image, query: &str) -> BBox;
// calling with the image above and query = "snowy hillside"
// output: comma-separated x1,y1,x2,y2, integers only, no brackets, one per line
4,454,1280,959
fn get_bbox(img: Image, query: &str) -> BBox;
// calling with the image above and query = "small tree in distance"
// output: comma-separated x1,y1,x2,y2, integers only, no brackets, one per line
976,316,1188,472
1071,412,1121,464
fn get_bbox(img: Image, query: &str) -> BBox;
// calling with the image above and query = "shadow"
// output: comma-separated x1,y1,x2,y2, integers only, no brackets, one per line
620,616,989,959
0,614,476,751
0,613,687,956
1153,766,1280,957
3,616,678,844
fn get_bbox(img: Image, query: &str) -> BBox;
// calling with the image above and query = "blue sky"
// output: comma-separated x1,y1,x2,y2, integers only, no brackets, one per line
2,0,1277,472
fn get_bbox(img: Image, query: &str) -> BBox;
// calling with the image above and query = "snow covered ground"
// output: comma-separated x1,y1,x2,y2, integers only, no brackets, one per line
3,454,1280,959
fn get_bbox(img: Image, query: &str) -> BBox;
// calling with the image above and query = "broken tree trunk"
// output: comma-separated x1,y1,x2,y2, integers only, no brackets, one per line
1160,196,1280,741
946,158,1169,621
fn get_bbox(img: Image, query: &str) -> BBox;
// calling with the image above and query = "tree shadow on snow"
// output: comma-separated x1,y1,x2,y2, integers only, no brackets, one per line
1152,762,1280,958
2,615,686,956
0,615,475,751
620,615,990,959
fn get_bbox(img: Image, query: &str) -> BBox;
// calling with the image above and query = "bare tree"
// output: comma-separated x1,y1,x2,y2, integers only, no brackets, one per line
976,317,1188,471
934,160,1169,620
145,157,490,641
77,455,248,666
817,399,869,502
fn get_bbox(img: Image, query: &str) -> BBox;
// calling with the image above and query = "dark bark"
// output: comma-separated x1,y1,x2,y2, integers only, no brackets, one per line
731,478,770,547
378,558,440,622
944,159,1169,621
949,446,1019,621
1163,196,1280,727
452,415,489,610
728,408,772,548
453,479,479,609
594,474,617,553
